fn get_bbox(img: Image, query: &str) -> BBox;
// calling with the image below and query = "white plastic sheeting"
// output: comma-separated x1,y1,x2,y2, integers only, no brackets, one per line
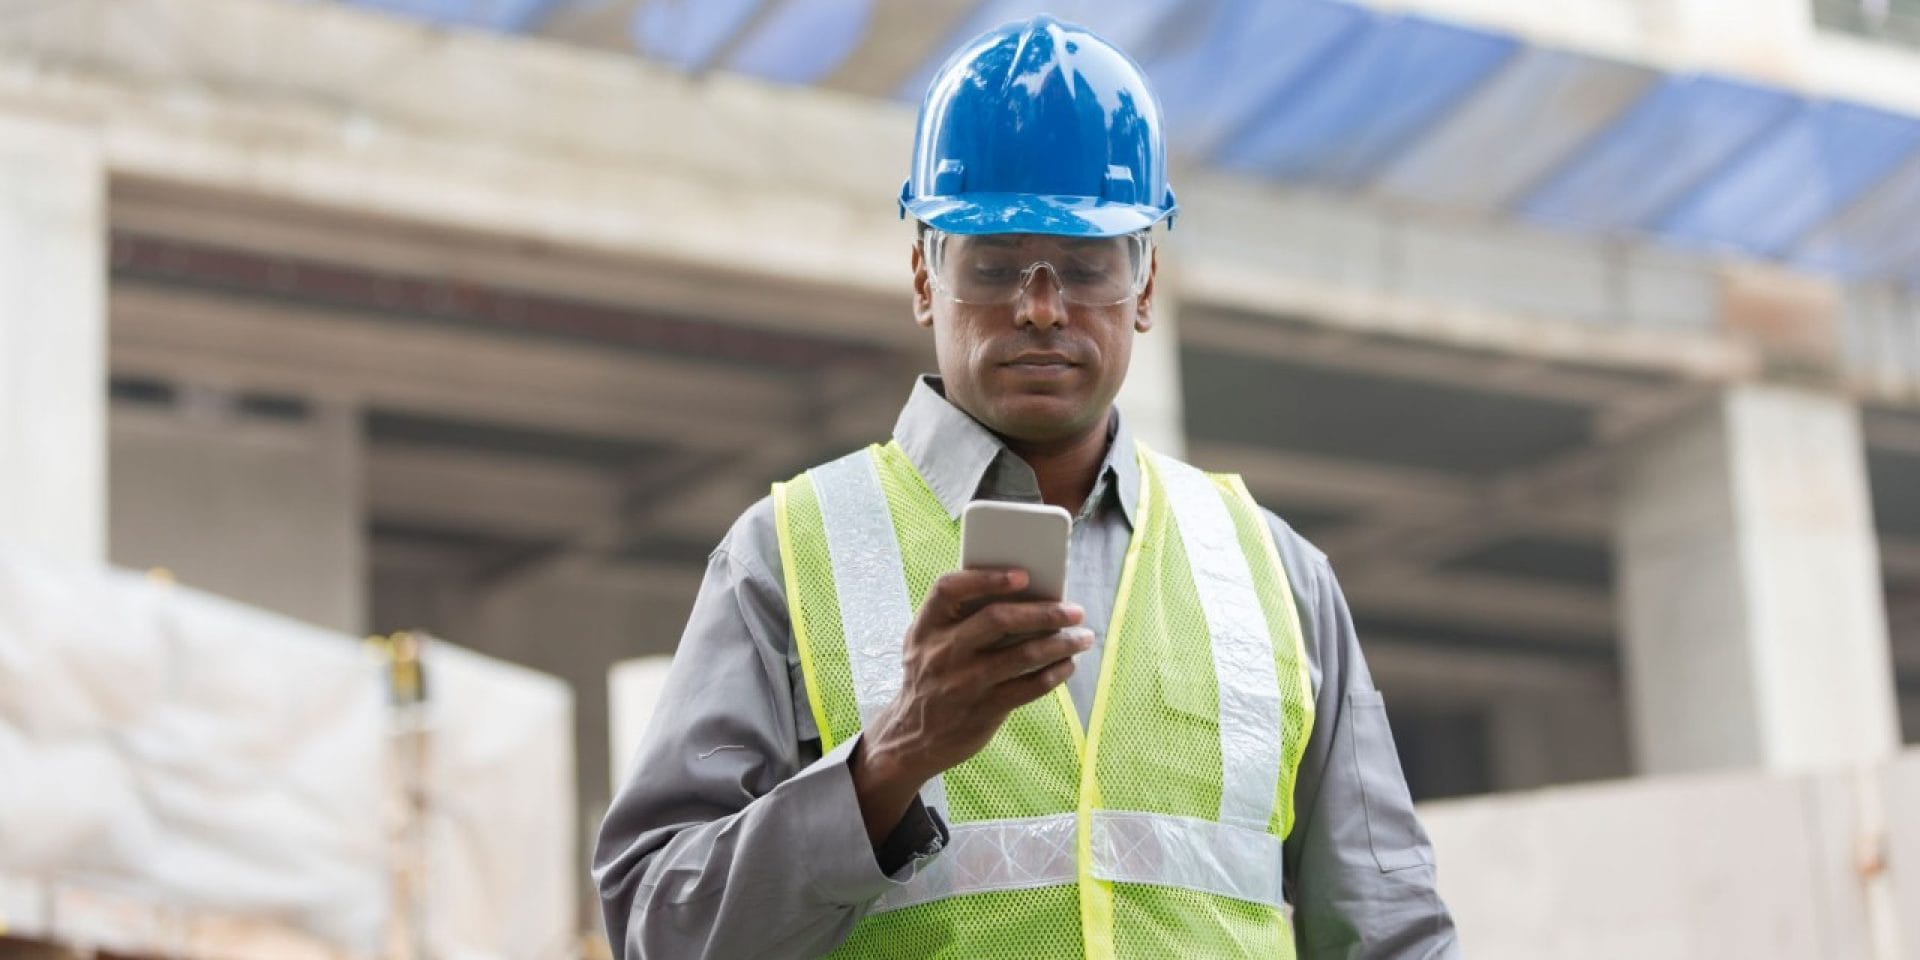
420,642,576,960
0,544,580,959
0,544,390,952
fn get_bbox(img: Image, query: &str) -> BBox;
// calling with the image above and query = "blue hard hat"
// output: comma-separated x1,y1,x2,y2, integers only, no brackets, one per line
900,15,1176,237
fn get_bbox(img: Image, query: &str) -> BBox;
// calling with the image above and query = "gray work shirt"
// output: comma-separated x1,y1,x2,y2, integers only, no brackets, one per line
594,377,1461,959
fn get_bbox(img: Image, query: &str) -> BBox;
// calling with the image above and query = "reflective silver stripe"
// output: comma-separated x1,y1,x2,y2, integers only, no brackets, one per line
808,450,948,815
872,811,1287,913
1152,453,1284,832
873,814,1079,914
810,450,911,725
1089,810,1286,910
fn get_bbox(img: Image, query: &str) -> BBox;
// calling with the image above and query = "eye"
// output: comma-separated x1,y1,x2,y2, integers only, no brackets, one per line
1062,261,1112,282
967,260,1019,281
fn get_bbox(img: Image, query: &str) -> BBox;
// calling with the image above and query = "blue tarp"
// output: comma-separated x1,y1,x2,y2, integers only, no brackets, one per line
338,0,1920,286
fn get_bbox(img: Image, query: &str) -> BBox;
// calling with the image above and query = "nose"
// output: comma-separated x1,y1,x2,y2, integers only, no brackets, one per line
1015,263,1067,330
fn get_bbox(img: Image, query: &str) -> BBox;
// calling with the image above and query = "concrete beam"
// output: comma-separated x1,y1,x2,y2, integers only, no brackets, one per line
1178,250,1755,385
1189,441,1482,516
367,445,624,543
109,283,796,450
1182,307,1658,409
1365,637,1619,704
1864,410,1920,457
472,364,911,590
1343,568,1616,641
1306,381,1718,583
636,370,905,537
108,178,926,351
1194,438,1612,572
0,0,915,310
1315,422,1629,569
1885,538,1920,582
1719,264,1849,387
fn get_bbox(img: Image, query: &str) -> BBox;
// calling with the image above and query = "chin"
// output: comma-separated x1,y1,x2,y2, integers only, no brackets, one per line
987,394,1097,442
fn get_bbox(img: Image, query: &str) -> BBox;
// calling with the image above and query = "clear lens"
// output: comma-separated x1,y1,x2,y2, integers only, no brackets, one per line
924,231,1150,306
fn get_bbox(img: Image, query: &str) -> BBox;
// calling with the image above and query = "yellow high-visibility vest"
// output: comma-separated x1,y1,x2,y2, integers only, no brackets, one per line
773,439,1315,959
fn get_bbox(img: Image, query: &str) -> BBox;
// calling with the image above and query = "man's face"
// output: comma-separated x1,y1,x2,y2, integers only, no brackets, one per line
912,231,1157,445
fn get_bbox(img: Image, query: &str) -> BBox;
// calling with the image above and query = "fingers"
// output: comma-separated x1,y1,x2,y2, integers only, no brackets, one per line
955,599,1084,651
987,655,1077,711
980,627,1094,684
921,568,1030,624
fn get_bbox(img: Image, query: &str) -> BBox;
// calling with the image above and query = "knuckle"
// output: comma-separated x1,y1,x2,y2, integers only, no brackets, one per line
1052,604,1077,627
1030,604,1059,630
929,574,964,608
988,605,1020,634
1027,636,1062,666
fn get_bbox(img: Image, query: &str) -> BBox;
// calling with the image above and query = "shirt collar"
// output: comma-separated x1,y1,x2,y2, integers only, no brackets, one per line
891,375,1140,527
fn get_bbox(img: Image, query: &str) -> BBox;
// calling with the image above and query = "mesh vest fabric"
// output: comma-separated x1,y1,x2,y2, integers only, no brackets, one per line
772,441,1315,959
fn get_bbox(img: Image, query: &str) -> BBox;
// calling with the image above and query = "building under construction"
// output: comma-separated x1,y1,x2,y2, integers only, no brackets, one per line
3,0,1920,957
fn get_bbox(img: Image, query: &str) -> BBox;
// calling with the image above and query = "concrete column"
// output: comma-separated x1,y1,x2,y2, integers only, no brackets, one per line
0,115,106,565
1115,258,1186,458
1615,384,1899,774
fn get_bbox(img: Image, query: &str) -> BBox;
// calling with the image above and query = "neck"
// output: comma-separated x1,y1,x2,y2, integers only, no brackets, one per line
1001,409,1112,515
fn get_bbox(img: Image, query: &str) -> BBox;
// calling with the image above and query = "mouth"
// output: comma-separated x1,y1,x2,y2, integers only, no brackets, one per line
1000,352,1078,371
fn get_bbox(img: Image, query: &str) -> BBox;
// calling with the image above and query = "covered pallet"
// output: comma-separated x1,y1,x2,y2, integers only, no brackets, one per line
0,546,575,959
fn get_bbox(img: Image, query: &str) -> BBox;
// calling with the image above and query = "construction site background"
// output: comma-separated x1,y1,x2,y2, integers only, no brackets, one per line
4,0,1920,957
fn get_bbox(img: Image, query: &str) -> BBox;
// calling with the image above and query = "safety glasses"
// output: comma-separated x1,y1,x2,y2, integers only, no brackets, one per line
922,230,1152,307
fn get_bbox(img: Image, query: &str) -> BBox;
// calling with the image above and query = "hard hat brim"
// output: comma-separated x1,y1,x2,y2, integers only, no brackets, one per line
905,193,1172,238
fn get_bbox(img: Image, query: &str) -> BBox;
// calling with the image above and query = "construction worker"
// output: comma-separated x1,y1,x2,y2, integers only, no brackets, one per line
595,15,1458,959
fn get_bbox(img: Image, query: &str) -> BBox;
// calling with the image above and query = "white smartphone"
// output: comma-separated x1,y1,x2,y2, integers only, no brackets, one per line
959,500,1071,602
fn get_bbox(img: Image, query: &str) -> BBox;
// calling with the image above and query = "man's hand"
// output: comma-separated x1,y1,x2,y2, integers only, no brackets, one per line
849,568,1092,846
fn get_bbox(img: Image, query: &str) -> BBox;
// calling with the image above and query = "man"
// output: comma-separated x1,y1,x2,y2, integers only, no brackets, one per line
595,15,1459,959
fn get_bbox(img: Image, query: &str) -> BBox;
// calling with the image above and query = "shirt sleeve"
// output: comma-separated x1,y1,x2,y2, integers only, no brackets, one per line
1270,516,1464,960
592,500,947,960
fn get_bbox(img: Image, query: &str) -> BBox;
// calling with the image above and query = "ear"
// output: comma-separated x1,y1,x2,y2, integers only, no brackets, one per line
1133,246,1158,334
911,234,935,328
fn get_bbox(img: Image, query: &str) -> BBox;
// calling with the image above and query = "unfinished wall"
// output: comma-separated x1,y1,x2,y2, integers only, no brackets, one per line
1422,750,1920,960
